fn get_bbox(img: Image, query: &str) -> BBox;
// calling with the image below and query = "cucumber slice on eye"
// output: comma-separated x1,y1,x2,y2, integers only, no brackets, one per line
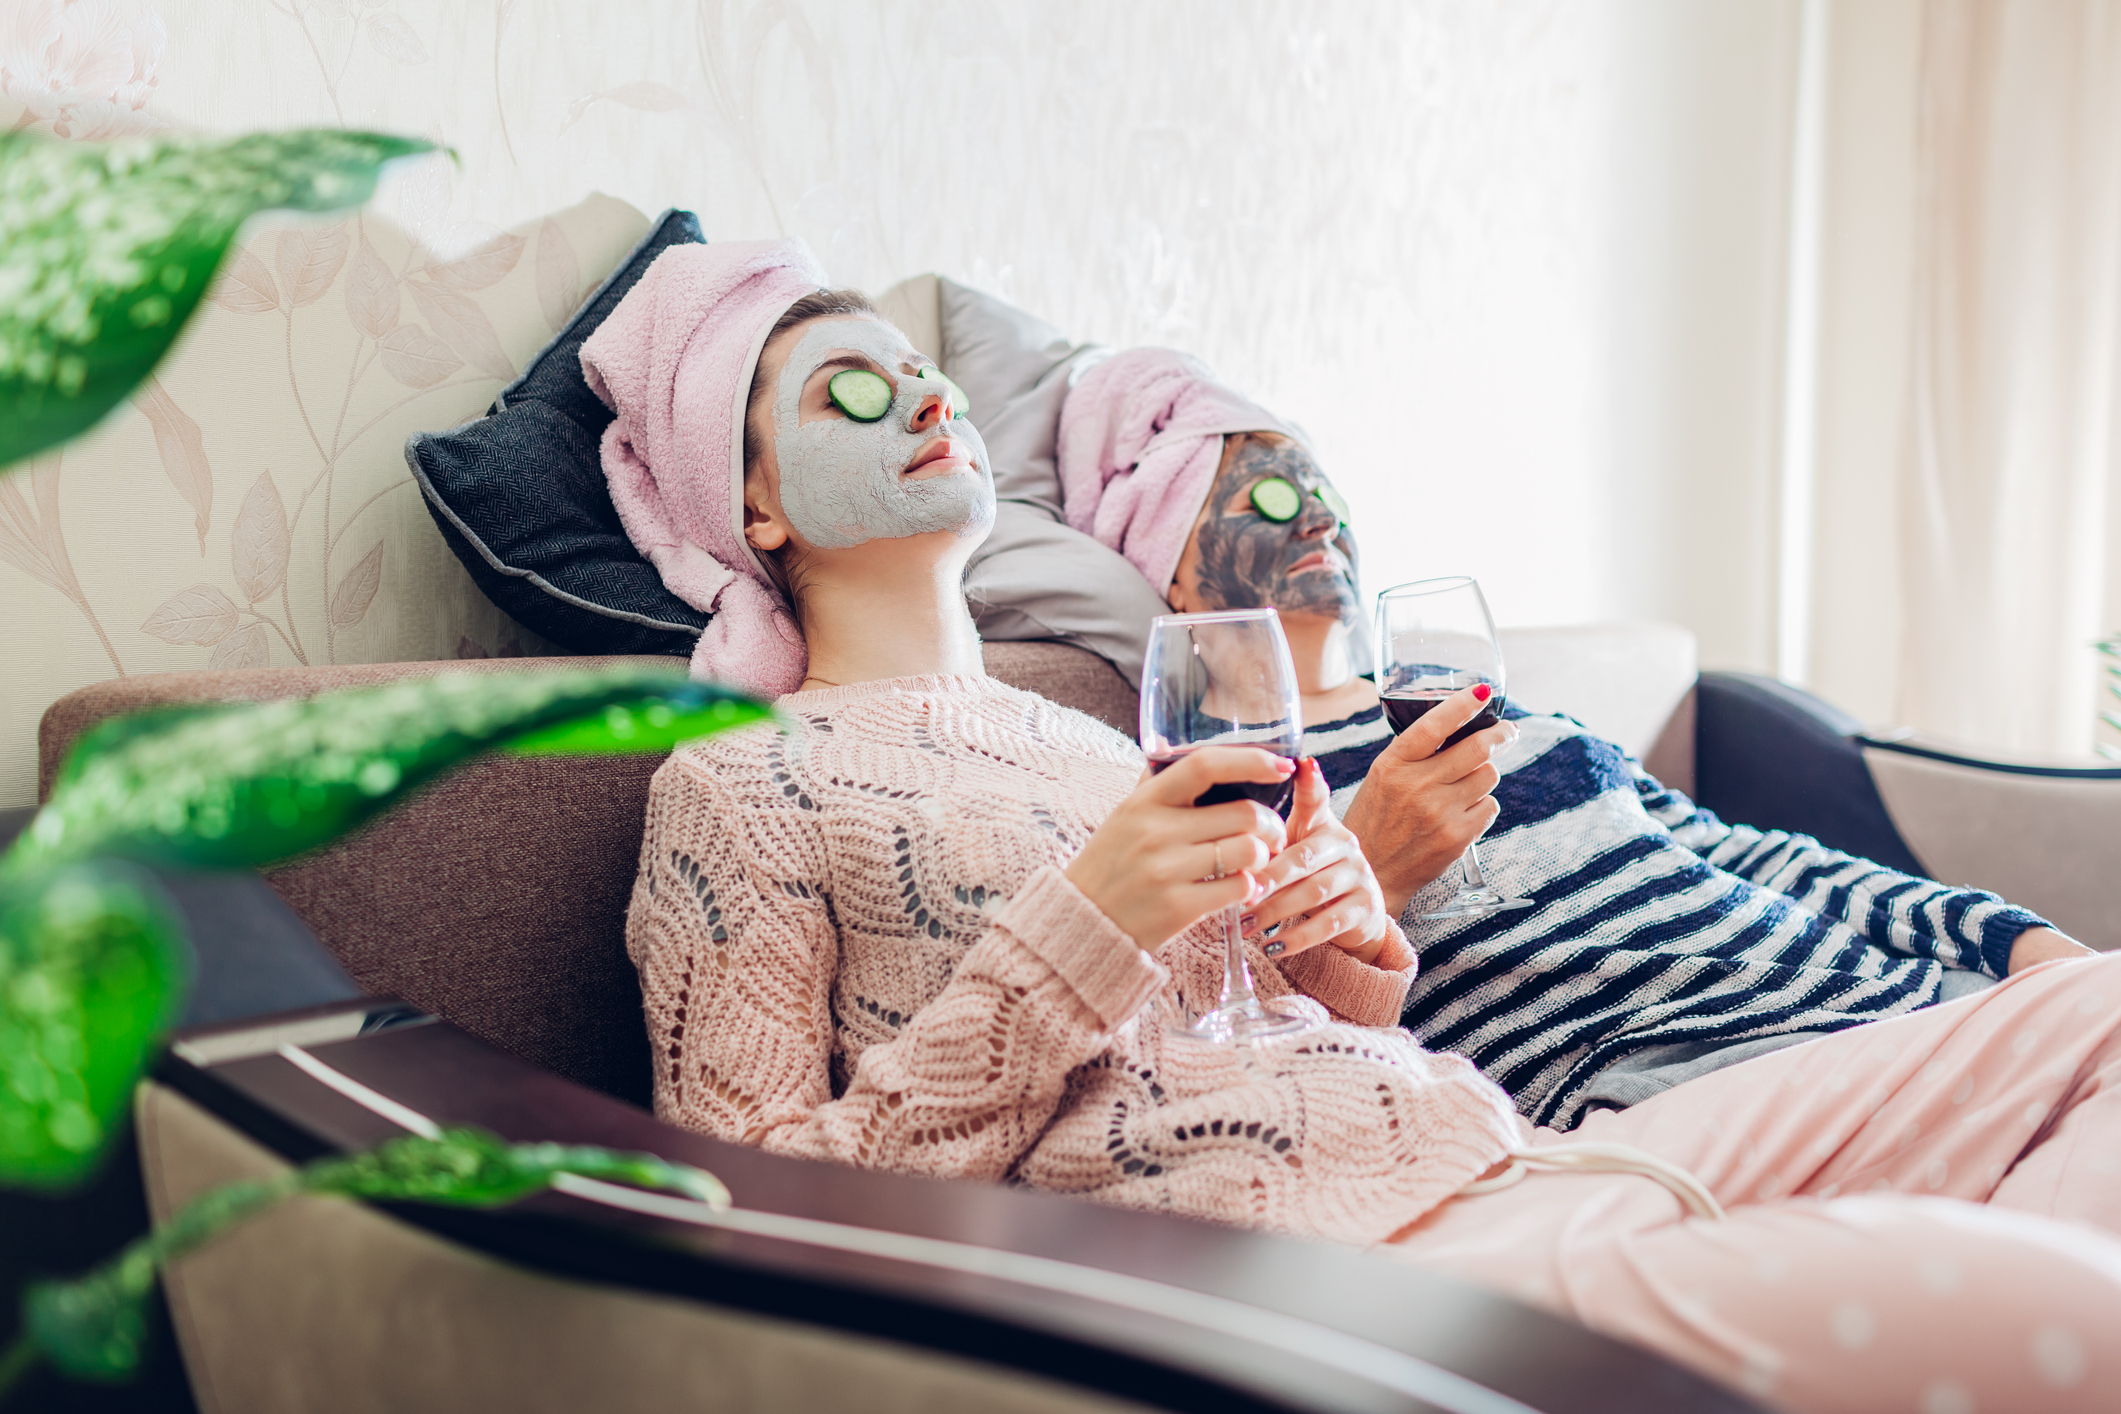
828,368,893,422
1250,477,1302,522
1315,482,1351,525
917,366,972,420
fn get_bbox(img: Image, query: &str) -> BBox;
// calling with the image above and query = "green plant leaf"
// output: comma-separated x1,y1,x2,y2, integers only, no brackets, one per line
6,668,775,880
0,668,770,1197
11,1129,723,1388
0,862,188,1190
303,1127,731,1209
0,128,436,471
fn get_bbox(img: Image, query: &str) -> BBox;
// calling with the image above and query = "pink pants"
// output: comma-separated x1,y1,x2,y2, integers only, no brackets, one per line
1388,954,2121,1413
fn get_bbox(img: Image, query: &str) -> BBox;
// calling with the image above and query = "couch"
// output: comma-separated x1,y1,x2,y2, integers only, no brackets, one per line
29,623,2121,1411
15,636,1788,1414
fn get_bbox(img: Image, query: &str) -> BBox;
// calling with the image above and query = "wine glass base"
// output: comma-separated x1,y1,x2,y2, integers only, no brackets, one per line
1420,892,1536,921
1169,997,1319,1046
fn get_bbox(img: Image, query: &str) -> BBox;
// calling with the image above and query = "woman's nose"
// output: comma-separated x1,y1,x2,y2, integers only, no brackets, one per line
1295,498,1338,537
907,389,951,434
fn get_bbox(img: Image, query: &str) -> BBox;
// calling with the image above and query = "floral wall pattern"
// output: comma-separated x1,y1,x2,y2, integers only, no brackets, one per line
1,0,1814,805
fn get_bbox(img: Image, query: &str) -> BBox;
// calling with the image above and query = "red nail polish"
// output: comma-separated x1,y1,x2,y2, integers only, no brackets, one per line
1473,684,1492,702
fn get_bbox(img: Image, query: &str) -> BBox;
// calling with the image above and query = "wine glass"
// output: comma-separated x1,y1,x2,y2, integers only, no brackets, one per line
1374,576,1534,921
1140,608,1319,1044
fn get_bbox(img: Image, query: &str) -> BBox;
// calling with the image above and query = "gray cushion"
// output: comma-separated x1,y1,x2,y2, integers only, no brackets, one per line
947,278,1372,685
947,279,1171,687
406,210,710,658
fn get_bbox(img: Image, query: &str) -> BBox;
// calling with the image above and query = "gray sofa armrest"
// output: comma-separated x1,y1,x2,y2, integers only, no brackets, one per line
1692,672,1927,875
1693,673,2121,950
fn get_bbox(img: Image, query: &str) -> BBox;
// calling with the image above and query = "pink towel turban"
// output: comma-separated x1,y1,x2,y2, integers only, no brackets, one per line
1054,347,1293,598
580,239,828,697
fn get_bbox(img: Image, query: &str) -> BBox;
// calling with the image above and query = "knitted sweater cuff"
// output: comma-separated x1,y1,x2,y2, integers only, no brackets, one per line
995,865,1169,1029
1277,923,1416,1027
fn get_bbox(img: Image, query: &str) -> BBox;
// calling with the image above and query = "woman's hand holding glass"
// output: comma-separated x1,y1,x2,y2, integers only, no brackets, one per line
1065,747,1292,954
1340,684,1515,918
1242,759,1394,966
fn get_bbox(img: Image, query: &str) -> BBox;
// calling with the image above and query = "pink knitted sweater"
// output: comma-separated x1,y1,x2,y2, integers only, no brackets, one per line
627,674,1523,1245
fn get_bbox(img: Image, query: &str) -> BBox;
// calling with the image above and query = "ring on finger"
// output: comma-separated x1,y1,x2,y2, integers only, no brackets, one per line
1211,840,1224,881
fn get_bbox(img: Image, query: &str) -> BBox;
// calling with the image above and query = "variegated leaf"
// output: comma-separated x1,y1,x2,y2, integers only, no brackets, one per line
131,378,211,552
328,541,383,627
428,231,524,293
343,242,399,339
377,324,460,388
405,281,512,380
141,584,239,645
364,12,428,64
206,621,269,670
209,242,279,314
229,470,289,604
275,223,350,310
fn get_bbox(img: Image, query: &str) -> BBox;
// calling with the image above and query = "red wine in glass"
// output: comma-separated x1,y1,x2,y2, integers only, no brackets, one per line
1381,687,1505,748
1375,578,1533,921
1148,748,1298,817
1140,608,1317,1044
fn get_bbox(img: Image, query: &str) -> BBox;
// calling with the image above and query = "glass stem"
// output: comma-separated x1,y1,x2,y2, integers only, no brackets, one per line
1218,903,1260,1012
1459,842,1493,894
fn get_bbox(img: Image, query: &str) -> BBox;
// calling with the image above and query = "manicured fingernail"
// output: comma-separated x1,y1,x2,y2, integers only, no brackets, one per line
1275,757,1297,775
1473,683,1492,702
1239,913,1257,934
1262,941,1286,958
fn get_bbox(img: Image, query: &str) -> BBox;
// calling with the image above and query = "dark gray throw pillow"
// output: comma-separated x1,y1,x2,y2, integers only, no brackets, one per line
406,209,709,657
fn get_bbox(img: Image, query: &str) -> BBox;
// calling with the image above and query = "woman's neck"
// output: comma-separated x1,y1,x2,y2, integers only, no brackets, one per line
1281,612,1379,727
793,537,986,690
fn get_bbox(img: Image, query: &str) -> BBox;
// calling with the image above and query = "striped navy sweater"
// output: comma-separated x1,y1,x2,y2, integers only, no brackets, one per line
1308,704,2048,1129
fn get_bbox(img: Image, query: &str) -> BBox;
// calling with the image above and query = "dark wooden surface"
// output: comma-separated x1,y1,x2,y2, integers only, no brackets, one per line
162,1012,1765,1414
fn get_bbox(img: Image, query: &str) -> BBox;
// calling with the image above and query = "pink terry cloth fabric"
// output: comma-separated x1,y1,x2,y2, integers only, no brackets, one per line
579,239,828,697
1054,347,1292,597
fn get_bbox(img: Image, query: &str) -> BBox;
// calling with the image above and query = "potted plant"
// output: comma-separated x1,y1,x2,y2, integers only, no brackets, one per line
0,127,760,1402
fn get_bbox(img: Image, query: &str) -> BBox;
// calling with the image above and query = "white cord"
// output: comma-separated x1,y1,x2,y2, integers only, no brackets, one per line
1456,1141,1726,1221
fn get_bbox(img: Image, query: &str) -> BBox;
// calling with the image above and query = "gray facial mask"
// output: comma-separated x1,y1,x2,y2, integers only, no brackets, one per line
772,319,996,550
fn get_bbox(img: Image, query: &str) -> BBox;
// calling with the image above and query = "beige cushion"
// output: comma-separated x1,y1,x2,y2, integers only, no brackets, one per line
1865,742,2121,951
1499,622,1699,794
0,191,655,810
872,274,943,365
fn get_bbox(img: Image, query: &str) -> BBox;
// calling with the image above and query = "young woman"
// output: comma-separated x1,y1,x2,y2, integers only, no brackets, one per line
589,241,2121,1413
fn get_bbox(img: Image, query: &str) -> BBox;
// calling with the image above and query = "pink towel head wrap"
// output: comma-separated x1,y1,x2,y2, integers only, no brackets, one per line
1054,347,1293,599
579,239,828,697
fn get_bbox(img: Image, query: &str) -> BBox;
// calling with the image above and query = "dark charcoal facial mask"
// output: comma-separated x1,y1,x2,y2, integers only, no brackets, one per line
1188,437,1361,625
772,318,995,550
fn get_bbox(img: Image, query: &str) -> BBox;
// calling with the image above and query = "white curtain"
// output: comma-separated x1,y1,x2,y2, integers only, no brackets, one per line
1893,0,2121,755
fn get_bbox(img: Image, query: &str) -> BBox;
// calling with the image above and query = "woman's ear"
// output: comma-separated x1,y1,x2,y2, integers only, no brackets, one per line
742,471,792,553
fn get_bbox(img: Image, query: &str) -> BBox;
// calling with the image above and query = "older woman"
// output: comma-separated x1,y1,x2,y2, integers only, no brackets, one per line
1050,348,2094,1129
589,240,2121,1413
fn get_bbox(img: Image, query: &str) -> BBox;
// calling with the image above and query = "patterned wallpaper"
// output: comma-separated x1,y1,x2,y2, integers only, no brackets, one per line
1,0,1805,804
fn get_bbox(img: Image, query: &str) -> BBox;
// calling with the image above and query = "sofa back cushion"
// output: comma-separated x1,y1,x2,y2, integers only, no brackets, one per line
39,644,1136,1106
